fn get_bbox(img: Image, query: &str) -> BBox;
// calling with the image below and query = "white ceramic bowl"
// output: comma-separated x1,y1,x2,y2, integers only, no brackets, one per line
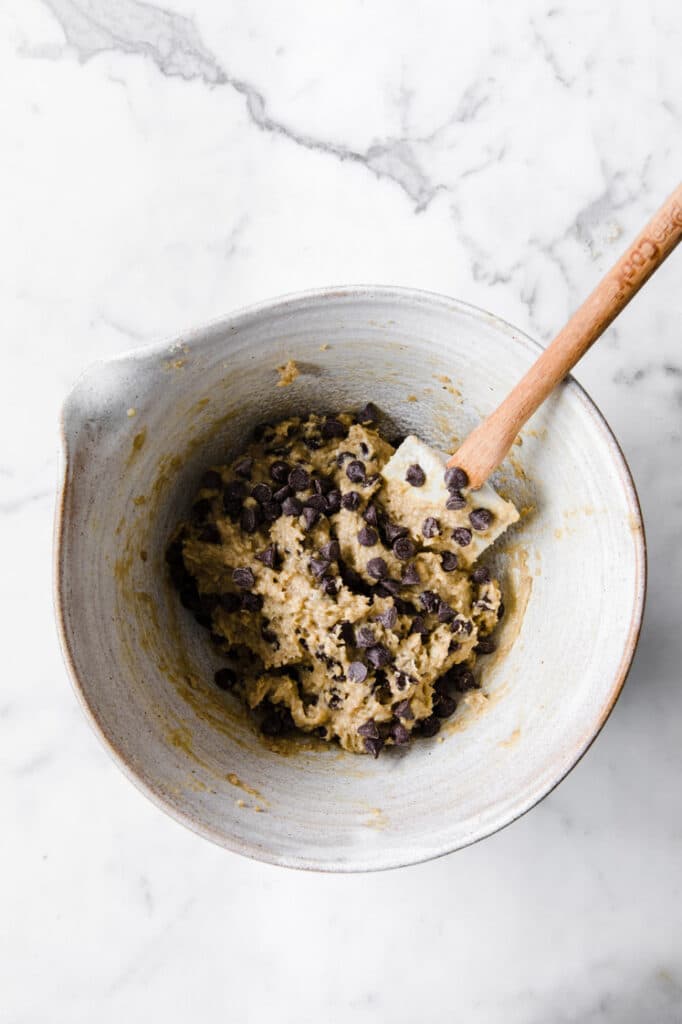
55,287,645,871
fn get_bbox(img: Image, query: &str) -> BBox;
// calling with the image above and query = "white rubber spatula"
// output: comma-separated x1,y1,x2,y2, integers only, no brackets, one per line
382,183,682,556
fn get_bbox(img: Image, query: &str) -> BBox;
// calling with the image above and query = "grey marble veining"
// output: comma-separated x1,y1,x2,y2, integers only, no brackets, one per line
1,1,681,1020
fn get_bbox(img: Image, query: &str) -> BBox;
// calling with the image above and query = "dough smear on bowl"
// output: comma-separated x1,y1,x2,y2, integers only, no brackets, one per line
166,406,518,756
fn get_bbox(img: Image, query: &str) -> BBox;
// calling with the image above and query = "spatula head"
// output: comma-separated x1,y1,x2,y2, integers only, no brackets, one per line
380,436,519,565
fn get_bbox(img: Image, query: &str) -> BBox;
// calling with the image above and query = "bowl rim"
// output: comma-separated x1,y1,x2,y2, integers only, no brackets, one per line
53,284,647,872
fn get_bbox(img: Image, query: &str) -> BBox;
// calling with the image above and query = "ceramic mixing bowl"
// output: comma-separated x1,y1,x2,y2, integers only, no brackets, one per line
54,287,645,871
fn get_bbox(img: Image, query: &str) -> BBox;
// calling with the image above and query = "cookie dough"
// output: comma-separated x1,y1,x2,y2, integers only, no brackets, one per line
166,406,517,755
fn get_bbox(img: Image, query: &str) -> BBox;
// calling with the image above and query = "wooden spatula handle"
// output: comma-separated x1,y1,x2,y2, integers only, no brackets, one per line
449,182,682,487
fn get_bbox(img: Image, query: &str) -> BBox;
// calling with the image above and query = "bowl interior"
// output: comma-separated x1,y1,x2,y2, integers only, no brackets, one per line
57,289,644,870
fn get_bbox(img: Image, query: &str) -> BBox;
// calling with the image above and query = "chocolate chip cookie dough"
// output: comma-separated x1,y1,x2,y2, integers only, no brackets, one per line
166,406,517,756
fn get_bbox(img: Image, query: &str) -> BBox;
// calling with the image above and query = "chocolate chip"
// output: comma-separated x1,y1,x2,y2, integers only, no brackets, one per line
419,590,440,614
441,551,459,572
357,402,379,425
232,566,255,589
319,540,340,562
327,692,342,709
453,668,476,691
346,460,366,483
219,592,240,612
269,460,290,484
422,516,440,538
392,536,415,561
255,543,278,569
233,457,253,479
326,490,342,513
305,494,328,513
357,719,379,738
358,526,378,547
363,736,384,757
392,698,414,720
262,501,282,522
288,466,310,492
359,442,369,457
376,578,401,597
356,626,376,648
321,577,338,596
437,601,455,623
321,418,347,439
314,475,334,495
363,503,379,527
409,615,428,637
251,482,273,504
497,601,505,621
452,527,472,547
434,693,457,718
348,661,368,683
376,606,398,629
302,507,320,531
434,674,453,695
367,557,388,580
475,637,497,655
446,492,466,510
201,470,222,490
336,451,355,467
471,566,491,584
383,521,408,544
198,523,221,544
341,490,361,510
273,484,291,503
444,466,468,489
309,557,330,578
395,672,409,690
366,645,390,668
469,508,494,531
282,496,303,516
401,563,420,586
418,715,441,737
303,436,322,451
391,721,411,745
214,668,237,690
240,505,262,534
224,479,247,502
405,464,426,487
241,592,263,612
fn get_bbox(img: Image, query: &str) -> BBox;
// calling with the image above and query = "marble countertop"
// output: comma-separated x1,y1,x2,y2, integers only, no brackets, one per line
3,2,682,1020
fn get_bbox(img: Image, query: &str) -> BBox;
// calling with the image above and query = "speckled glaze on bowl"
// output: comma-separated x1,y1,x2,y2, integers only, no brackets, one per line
54,287,645,871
